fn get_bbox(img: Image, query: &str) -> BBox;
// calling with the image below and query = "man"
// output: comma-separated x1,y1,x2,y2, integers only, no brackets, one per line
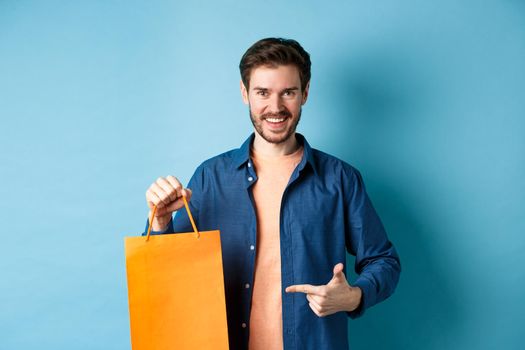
145,38,400,350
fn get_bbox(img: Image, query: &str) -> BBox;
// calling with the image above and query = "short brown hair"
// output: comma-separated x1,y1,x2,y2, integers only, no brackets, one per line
239,38,311,91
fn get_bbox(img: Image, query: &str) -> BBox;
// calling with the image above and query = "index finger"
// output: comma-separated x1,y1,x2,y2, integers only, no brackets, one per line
285,284,321,295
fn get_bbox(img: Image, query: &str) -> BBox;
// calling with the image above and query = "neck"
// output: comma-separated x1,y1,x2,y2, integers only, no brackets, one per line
252,132,299,157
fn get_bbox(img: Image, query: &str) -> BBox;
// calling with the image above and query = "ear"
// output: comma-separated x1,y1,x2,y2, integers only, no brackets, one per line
240,79,249,105
301,81,310,105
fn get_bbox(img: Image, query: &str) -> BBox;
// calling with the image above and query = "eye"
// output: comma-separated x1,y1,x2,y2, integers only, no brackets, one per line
256,90,268,96
283,90,296,97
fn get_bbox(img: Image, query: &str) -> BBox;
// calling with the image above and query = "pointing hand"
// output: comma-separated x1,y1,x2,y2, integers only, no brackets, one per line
285,263,362,317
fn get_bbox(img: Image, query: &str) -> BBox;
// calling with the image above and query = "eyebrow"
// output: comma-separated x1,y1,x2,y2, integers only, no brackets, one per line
252,87,300,92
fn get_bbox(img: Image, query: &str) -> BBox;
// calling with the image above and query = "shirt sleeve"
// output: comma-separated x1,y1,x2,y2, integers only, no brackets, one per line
344,167,401,319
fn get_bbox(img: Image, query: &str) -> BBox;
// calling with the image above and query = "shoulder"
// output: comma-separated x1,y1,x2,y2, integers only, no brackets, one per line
189,134,252,182
310,149,368,204
189,148,241,184
311,148,361,180
197,149,238,172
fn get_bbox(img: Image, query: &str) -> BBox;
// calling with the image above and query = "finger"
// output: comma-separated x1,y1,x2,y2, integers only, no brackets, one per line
308,302,323,317
331,263,346,282
145,187,157,208
166,176,183,198
145,195,155,210
146,188,164,207
306,294,324,312
163,197,186,213
166,175,181,187
333,262,344,276
286,284,321,295
151,183,171,206
181,188,192,201
156,177,179,202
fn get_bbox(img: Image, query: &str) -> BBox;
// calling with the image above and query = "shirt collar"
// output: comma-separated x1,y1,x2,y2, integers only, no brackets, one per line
232,133,318,175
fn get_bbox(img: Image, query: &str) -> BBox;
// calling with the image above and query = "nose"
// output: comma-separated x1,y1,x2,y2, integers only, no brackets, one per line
267,94,283,114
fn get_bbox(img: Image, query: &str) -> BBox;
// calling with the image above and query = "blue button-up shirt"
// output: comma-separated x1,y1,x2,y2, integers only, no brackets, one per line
145,133,400,350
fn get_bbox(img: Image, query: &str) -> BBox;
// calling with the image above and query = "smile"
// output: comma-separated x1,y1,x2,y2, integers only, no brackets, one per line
265,117,286,123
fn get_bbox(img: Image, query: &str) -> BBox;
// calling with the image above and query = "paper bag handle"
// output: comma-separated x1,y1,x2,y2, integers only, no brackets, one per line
146,195,200,241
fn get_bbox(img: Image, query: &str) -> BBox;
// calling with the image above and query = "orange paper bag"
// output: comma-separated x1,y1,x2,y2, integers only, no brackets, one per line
124,198,229,350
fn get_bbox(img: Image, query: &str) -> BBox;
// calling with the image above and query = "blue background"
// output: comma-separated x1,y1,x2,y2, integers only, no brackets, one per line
1,1,524,349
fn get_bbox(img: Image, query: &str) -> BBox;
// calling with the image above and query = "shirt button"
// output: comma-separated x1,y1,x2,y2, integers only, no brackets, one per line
248,162,252,167
248,176,253,182
250,245,255,250
242,323,247,328
245,283,250,289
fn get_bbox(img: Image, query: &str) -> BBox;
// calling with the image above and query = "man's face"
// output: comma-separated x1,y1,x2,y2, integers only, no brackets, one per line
241,65,309,144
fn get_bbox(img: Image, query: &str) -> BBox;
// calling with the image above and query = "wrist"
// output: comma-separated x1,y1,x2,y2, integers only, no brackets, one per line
346,286,363,312
150,214,172,231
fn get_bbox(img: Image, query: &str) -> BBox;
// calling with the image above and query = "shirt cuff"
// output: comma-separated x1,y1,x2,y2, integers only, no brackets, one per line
142,217,174,236
347,276,375,319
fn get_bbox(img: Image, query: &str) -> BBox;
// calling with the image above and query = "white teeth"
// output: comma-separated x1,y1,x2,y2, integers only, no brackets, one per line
266,118,285,123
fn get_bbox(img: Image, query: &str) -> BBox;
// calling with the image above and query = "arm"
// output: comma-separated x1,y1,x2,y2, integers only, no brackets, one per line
286,166,400,318
345,168,401,318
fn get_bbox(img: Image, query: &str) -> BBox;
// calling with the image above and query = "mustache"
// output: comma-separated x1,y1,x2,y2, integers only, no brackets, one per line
261,110,292,119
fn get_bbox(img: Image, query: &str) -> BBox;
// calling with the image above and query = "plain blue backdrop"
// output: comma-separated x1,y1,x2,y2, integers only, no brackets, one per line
1,1,524,349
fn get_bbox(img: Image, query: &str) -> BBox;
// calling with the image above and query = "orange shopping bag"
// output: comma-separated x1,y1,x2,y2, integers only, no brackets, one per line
124,197,229,350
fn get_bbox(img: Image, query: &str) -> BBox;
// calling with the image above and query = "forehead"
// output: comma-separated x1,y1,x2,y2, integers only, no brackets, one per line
249,64,301,89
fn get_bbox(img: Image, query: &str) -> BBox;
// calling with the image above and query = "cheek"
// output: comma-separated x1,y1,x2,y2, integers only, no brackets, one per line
285,100,302,113
249,101,266,114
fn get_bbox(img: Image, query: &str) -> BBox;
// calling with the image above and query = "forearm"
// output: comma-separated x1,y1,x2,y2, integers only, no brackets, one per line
349,255,401,318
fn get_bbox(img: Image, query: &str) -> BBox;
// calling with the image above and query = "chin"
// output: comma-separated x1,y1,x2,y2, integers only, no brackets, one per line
260,130,295,144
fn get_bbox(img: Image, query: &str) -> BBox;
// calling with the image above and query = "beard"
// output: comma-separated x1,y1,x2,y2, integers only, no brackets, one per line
249,107,302,144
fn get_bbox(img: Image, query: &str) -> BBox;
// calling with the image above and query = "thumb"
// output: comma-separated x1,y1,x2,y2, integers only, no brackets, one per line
181,188,192,200
163,188,192,215
330,263,345,283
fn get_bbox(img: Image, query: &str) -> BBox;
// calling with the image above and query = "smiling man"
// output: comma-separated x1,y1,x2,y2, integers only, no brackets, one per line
144,38,401,350
243,64,304,146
